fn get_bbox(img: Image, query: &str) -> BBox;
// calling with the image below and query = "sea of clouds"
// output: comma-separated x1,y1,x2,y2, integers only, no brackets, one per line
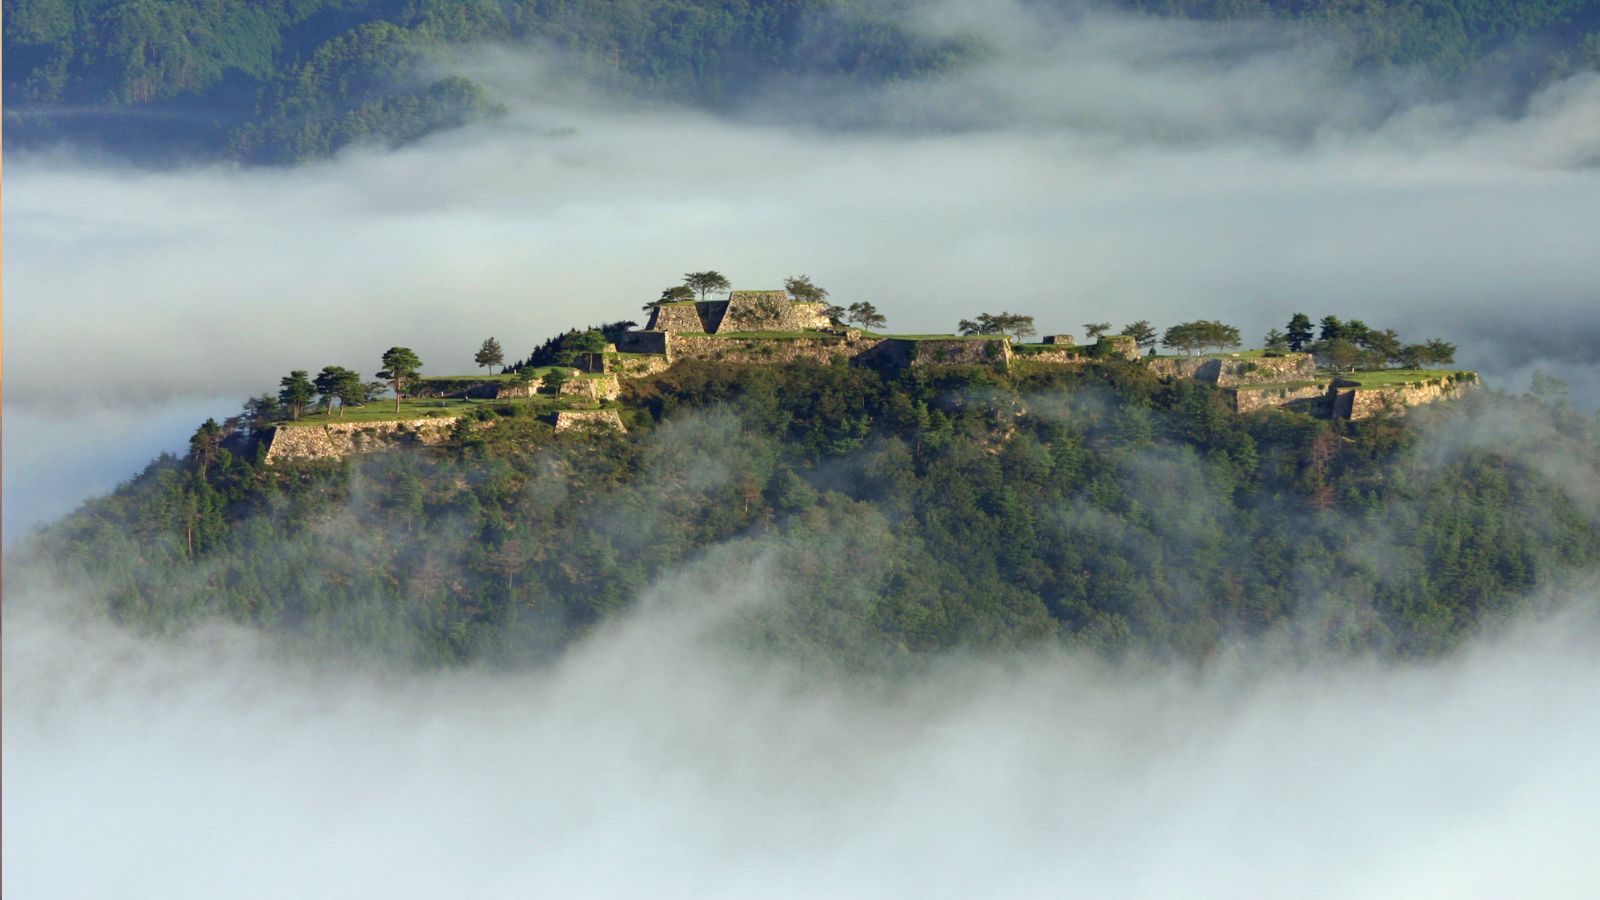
6,3,1600,893
6,573,1599,898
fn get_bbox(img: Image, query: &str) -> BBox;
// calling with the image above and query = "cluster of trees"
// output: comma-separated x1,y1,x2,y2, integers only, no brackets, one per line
265,346,424,423
960,313,1037,341
33,352,1599,671
512,321,637,372
1161,320,1243,355
648,271,730,309
1268,314,1456,371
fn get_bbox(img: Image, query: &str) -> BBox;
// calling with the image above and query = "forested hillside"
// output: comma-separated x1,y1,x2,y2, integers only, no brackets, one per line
20,359,1599,671
2,0,976,162
7,0,1599,163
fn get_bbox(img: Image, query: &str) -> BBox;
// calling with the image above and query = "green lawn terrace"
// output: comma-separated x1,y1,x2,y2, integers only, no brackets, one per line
1333,369,1477,389
273,394,603,427
274,369,621,428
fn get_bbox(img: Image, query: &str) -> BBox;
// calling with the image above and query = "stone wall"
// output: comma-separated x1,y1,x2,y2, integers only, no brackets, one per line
1338,375,1477,420
616,331,670,355
1042,335,1075,345
553,409,626,433
717,294,832,333
1100,336,1142,361
264,417,460,463
1229,383,1329,414
610,354,672,378
667,335,851,366
1148,353,1313,386
905,338,1012,368
645,303,706,332
555,374,621,402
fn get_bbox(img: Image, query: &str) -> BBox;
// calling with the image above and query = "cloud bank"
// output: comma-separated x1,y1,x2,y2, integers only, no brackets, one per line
6,574,1599,898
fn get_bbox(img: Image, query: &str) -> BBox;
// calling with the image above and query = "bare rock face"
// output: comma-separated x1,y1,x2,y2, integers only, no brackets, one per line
264,417,460,462
553,409,626,432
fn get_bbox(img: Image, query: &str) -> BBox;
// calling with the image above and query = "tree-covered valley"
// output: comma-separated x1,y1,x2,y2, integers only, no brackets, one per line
20,355,1599,671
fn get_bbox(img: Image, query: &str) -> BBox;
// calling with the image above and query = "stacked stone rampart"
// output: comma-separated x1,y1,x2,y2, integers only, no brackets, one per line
1338,375,1477,420
718,295,832,332
616,331,669,355
643,293,832,335
553,410,626,432
1100,336,1142,361
555,374,621,402
646,303,707,332
1148,353,1313,386
610,354,672,378
668,335,850,366
264,417,460,463
905,338,1012,367
1228,383,1329,413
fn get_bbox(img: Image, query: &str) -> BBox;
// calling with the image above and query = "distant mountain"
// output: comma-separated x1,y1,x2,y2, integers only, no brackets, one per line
2,0,977,163
7,0,1598,164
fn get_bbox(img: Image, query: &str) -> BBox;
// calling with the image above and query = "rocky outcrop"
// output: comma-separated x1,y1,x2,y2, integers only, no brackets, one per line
553,410,626,433
264,417,460,463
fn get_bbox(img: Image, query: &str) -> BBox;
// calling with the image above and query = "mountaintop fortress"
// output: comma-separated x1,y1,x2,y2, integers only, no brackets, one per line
261,285,1476,462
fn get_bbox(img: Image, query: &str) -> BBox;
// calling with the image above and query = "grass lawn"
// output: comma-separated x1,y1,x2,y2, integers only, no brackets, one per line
1335,369,1469,388
276,395,581,427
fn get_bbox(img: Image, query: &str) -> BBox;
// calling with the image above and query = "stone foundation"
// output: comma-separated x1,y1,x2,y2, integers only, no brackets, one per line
1229,383,1329,413
1149,353,1314,386
1337,375,1477,420
264,417,460,463
553,410,626,433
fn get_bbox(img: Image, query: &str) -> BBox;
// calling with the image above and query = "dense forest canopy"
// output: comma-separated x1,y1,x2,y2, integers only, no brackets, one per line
6,0,1600,162
19,357,1599,672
